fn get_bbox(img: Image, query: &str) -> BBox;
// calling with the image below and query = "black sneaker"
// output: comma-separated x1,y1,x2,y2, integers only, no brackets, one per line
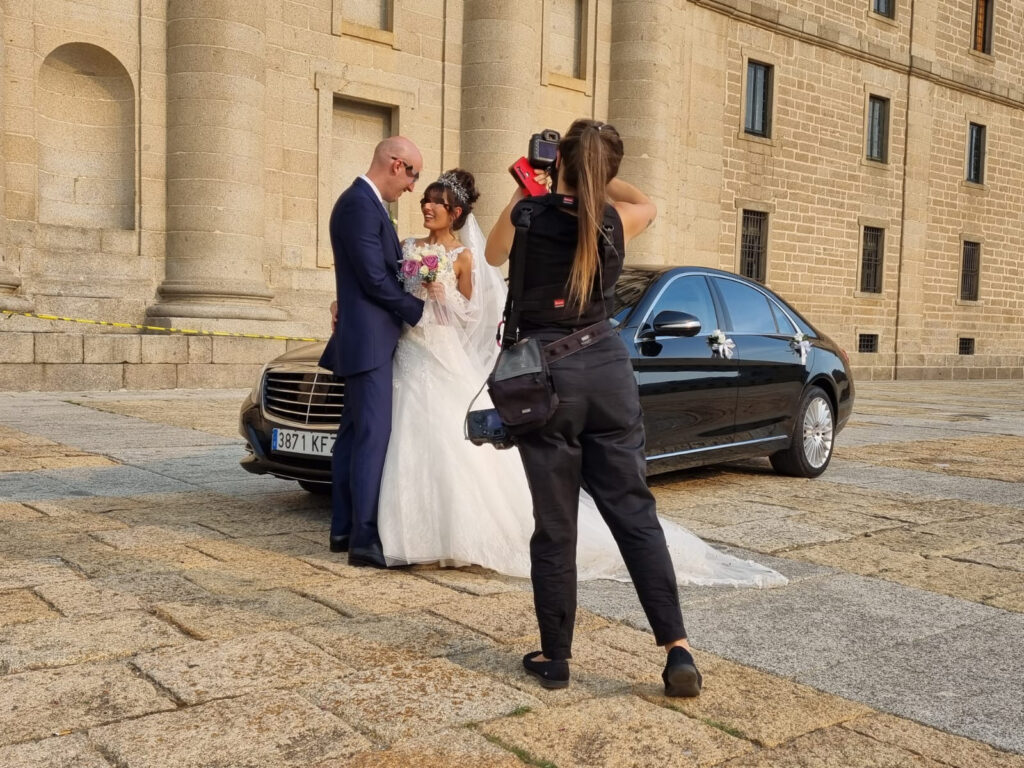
663,646,702,697
522,651,570,689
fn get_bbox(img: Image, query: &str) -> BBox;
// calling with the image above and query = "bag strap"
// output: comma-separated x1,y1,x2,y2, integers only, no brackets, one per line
499,202,535,349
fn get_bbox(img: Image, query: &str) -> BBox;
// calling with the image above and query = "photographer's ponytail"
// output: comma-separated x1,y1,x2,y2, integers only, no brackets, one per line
561,120,624,313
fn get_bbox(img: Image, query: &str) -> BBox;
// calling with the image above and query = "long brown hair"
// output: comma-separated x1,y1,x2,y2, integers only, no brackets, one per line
557,119,623,311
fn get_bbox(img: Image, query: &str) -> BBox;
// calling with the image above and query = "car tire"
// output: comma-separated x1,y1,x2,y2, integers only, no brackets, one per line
297,480,331,495
769,385,835,478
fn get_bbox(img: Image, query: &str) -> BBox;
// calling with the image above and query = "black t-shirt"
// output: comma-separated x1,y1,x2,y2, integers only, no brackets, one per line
510,196,625,333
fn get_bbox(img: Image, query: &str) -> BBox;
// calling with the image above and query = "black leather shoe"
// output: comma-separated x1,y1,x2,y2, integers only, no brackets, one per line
348,543,387,569
522,651,570,689
663,646,702,698
329,535,350,553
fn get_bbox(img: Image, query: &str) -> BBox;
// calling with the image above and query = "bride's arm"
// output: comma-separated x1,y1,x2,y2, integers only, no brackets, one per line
455,250,473,301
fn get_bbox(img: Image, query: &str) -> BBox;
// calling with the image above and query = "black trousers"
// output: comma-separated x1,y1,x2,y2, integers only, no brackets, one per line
515,333,686,660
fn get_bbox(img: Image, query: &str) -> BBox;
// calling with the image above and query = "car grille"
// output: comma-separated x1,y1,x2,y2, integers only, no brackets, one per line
262,369,344,425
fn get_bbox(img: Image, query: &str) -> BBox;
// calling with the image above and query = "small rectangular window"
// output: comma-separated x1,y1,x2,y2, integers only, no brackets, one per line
740,210,768,283
858,334,879,353
973,0,993,53
744,61,773,138
958,338,976,355
961,241,981,301
966,123,986,184
873,0,895,17
860,227,884,293
866,96,889,163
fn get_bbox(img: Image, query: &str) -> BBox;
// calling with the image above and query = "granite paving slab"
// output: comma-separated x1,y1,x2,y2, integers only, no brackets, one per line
0,589,58,626
587,624,871,748
0,557,82,589
295,610,496,667
718,723,949,767
0,501,43,520
844,714,1024,768
151,589,343,639
301,657,540,744
131,630,351,704
0,611,184,673
480,695,752,768
89,523,225,550
90,690,370,768
800,611,1024,755
880,554,1023,603
92,572,213,604
294,572,465,617
703,518,849,553
0,734,112,768
677,573,999,678
954,542,1024,572
34,579,144,617
0,662,175,747
57,541,226,579
341,728,526,768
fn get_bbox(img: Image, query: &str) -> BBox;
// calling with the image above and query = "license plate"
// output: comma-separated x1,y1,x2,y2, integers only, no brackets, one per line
271,428,335,457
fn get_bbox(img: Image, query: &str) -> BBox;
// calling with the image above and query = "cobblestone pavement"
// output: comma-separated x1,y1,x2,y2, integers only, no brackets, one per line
1,381,1022,767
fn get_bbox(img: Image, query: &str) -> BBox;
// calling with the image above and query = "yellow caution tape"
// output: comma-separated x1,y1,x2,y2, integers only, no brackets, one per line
1,309,327,343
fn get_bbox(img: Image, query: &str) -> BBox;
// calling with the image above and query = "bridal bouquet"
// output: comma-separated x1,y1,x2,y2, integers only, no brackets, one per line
399,242,450,323
399,242,449,291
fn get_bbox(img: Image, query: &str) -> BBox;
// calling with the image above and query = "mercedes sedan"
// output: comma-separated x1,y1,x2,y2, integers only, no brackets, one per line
239,266,854,492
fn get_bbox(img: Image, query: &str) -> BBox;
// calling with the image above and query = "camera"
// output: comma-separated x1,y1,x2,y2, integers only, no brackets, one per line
465,408,515,450
528,129,561,169
511,129,561,197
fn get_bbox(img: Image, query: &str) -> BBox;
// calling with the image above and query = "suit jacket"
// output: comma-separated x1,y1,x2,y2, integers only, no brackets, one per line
319,178,425,377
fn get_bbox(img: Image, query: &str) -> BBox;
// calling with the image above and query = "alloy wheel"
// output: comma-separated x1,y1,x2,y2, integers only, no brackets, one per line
802,395,834,469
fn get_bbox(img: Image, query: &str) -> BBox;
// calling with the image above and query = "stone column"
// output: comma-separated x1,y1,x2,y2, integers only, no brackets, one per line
0,10,32,312
148,0,284,321
461,1,541,230
608,0,677,264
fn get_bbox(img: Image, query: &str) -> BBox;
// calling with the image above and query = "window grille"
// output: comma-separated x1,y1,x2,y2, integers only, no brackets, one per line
967,123,986,184
744,61,773,138
961,241,981,301
858,334,879,353
740,210,768,283
866,96,889,162
860,227,884,293
958,338,976,355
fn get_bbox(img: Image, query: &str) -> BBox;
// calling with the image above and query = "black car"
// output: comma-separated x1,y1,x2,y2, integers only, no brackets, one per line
239,266,854,491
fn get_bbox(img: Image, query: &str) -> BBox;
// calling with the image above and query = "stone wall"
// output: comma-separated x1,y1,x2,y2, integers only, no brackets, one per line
0,0,1022,391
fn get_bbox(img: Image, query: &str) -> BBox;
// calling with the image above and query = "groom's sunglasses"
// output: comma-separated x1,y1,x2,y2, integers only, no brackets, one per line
391,156,420,181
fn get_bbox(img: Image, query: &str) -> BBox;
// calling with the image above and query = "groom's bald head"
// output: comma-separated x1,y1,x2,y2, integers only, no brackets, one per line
367,136,423,202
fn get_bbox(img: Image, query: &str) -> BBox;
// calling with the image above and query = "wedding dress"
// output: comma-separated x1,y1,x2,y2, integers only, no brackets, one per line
377,218,786,587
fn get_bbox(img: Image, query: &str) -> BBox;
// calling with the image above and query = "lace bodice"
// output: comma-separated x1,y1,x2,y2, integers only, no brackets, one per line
401,238,469,325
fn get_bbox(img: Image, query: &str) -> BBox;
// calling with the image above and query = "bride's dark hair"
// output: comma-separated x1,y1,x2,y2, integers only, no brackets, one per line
421,168,479,231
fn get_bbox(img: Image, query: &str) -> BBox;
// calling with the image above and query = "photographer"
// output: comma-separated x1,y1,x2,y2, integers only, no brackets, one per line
485,119,701,697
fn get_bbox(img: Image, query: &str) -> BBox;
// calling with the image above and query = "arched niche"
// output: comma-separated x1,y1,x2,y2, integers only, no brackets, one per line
37,43,135,230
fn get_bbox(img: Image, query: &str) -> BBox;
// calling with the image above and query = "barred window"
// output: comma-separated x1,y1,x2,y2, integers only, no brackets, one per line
961,241,981,301
740,210,768,283
866,96,889,163
973,0,993,53
744,61,773,138
967,123,986,184
858,334,879,353
873,0,895,17
860,227,884,293
959,338,976,355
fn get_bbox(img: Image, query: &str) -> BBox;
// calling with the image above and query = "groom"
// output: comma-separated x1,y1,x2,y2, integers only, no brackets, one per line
319,136,429,568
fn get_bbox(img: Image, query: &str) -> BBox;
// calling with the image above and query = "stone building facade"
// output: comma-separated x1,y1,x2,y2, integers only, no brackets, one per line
0,0,1021,390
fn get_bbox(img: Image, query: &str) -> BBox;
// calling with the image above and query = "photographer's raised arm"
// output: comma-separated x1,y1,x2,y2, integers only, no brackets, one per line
485,186,525,267
608,178,657,245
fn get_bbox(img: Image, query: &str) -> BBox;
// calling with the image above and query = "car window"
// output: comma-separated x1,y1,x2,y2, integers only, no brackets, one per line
770,301,798,334
649,275,717,333
713,277,778,334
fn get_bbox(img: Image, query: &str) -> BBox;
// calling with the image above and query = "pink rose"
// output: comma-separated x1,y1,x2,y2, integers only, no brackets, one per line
422,254,439,270
401,259,418,277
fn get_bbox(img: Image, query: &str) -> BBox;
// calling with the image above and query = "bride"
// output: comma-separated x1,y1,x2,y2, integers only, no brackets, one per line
376,169,785,588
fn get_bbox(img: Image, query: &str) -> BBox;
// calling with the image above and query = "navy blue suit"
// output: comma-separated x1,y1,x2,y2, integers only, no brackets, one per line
319,178,424,551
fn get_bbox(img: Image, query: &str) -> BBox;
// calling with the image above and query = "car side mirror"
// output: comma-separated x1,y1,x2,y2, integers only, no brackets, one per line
652,310,701,337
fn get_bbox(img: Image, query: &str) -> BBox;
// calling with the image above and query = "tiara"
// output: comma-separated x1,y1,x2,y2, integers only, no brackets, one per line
437,171,469,206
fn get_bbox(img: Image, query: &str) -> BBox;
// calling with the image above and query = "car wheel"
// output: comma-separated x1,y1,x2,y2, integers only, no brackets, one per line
769,385,835,478
297,480,331,495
